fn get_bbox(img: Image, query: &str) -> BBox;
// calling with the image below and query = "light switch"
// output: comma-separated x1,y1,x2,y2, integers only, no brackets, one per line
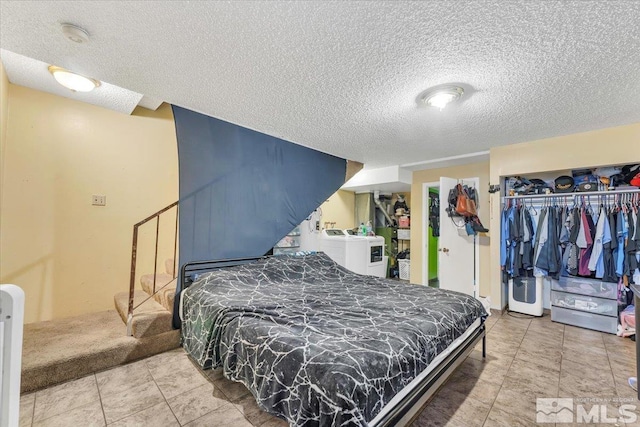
92,195,106,206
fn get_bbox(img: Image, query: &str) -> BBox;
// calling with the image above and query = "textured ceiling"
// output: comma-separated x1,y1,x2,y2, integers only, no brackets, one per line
0,49,144,114
1,1,639,168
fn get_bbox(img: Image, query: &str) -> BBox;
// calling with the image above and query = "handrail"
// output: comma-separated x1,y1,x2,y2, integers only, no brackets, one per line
127,201,179,336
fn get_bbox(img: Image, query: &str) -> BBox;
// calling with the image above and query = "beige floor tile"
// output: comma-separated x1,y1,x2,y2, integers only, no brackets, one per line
259,417,289,427
562,346,610,366
487,327,527,343
20,393,35,427
520,327,563,343
434,386,491,427
101,380,165,424
560,358,615,386
153,363,211,400
32,399,104,427
491,386,551,424
205,367,226,381
413,399,470,427
514,343,563,369
107,401,179,427
563,326,606,346
467,348,513,366
96,359,153,397
482,405,537,427
482,336,521,357
145,348,196,379
33,375,100,422
234,394,279,426
184,404,253,427
607,349,637,371
211,376,252,402
558,371,617,398
444,375,501,406
503,358,560,395
167,383,231,425
455,355,510,386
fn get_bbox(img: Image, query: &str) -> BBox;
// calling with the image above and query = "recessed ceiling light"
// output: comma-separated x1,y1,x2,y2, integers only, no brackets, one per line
61,23,90,44
421,86,464,110
48,66,101,92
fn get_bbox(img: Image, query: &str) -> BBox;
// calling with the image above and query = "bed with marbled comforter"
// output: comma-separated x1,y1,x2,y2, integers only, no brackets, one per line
181,252,486,426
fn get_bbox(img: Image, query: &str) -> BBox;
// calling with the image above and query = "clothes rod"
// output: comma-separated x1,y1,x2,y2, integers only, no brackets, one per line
502,188,640,201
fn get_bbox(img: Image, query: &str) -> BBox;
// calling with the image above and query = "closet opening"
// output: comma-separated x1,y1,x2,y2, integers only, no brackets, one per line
422,182,440,287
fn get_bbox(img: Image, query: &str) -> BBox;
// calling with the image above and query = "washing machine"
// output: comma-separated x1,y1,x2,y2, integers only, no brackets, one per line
320,229,386,278
350,231,387,278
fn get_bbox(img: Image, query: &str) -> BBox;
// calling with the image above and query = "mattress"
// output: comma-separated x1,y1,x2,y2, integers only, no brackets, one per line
181,252,487,426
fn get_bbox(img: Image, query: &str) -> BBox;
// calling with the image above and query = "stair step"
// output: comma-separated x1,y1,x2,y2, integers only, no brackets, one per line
140,273,176,312
114,290,173,338
21,310,179,393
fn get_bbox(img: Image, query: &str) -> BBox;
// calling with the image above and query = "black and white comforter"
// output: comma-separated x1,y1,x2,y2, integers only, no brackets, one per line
181,253,486,426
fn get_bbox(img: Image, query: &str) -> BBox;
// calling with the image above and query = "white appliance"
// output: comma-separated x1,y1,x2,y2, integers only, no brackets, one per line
320,229,386,278
1,284,25,427
509,276,544,316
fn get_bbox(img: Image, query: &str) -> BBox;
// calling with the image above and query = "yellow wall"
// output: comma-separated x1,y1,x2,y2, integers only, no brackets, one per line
410,162,491,297
0,61,9,228
488,122,640,308
0,84,178,323
320,189,355,230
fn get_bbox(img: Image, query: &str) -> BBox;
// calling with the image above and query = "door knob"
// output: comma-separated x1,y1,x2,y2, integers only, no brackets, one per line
439,248,450,253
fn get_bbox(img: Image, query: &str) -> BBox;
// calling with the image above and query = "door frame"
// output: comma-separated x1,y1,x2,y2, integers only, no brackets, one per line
422,181,439,285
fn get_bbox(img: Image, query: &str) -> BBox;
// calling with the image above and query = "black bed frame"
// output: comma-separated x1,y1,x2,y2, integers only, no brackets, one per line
179,257,487,427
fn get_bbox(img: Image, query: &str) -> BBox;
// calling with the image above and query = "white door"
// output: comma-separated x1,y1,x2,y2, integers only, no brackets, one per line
438,177,479,297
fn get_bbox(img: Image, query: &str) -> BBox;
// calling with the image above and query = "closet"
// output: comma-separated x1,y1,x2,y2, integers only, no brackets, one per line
501,186,640,333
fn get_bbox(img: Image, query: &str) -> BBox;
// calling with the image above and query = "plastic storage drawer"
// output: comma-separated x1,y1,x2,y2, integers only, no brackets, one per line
551,306,617,334
551,291,617,316
552,276,617,300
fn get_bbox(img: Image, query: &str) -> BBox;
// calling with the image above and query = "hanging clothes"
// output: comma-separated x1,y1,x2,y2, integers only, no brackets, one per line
502,191,640,286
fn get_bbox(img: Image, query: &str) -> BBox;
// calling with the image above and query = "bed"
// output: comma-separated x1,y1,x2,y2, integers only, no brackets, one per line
179,252,487,427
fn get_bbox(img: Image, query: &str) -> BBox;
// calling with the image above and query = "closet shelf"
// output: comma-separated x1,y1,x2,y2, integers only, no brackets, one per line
502,187,639,201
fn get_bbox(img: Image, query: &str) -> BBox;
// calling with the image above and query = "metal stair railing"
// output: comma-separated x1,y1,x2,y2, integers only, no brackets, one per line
127,201,178,336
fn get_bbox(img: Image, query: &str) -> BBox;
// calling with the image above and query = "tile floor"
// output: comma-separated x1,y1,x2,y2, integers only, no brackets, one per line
19,312,639,426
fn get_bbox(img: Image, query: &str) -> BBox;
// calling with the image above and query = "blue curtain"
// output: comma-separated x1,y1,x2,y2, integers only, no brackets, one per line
172,106,346,327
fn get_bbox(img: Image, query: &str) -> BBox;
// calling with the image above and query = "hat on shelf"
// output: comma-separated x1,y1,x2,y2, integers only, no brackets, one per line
577,182,598,192
594,166,622,178
554,175,574,193
621,164,640,185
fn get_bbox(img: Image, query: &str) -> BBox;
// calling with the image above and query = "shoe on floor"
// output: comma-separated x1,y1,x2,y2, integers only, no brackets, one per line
629,377,637,392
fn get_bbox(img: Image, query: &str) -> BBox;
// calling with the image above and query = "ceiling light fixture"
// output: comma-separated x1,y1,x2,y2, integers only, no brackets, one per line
48,66,101,92
421,86,464,110
61,23,90,44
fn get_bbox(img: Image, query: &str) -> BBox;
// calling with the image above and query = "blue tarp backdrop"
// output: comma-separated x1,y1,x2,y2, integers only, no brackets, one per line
172,105,346,326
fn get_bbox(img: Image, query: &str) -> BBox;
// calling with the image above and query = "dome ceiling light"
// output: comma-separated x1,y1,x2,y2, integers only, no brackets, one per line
421,86,464,110
48,66,101,92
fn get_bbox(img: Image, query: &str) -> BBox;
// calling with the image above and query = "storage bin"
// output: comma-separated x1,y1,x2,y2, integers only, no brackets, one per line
551,306,617,334
552,276,617,299
551,291,617,316
397,229,411,240
398,259,410,280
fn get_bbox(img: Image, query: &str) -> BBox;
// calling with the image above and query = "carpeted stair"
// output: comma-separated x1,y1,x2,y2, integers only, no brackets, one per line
21,259,180,393
21,310,179,393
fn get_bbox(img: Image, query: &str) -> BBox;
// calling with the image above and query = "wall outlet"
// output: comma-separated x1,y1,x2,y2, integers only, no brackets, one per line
92,195,106,206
